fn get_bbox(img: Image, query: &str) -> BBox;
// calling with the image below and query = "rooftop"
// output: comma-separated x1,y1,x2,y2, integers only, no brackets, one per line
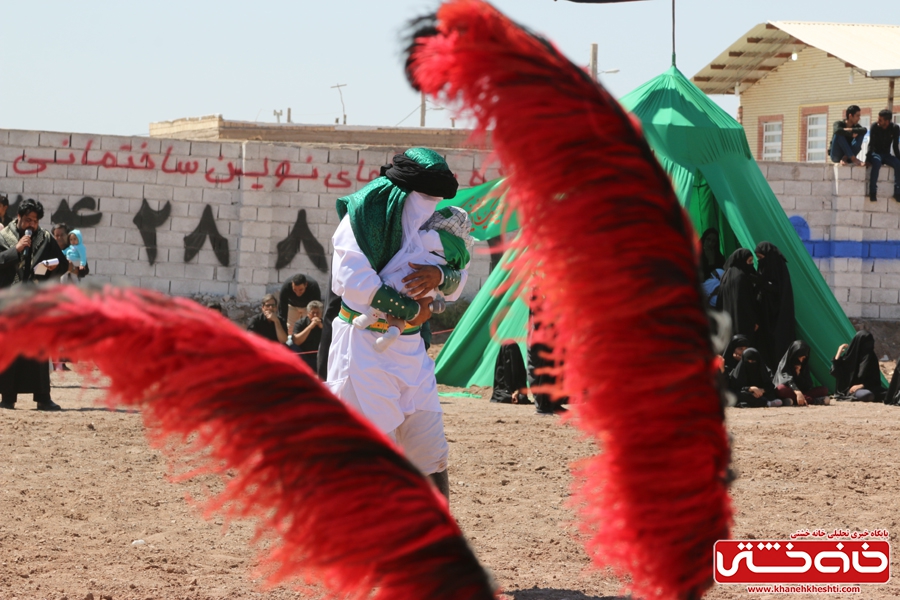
149,115,489,150
693,21,900,95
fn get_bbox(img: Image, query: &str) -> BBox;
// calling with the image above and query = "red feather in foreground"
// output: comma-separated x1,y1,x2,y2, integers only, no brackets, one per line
407,1,732,599
0,285,495,599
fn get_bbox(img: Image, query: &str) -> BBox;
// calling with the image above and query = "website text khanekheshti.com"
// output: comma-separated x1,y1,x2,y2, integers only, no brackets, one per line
746,584,862,594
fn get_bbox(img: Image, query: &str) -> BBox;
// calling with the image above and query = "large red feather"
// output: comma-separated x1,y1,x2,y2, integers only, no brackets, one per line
407,2,732,599
0,285,495,599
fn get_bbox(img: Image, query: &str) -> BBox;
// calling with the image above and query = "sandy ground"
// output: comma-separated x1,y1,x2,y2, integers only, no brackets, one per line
1,359,899,600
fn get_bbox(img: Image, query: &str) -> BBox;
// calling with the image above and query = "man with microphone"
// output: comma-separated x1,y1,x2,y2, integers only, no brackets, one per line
0,198,68,411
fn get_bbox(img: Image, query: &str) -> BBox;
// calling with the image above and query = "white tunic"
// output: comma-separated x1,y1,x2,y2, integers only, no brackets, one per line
326,191,469,433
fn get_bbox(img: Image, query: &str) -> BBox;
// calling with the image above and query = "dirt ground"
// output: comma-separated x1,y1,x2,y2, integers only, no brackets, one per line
1,356,899,600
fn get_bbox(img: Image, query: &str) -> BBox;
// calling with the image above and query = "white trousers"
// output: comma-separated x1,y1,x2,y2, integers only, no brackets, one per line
339,379,449,475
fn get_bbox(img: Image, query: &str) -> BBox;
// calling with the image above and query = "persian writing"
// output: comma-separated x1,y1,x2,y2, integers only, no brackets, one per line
11,140,499,191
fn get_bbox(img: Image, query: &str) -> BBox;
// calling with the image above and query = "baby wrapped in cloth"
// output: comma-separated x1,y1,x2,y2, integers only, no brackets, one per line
353,206,474,351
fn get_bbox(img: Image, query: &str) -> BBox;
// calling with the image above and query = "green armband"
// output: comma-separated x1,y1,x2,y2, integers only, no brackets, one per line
371,285,420,321
438,265,462,296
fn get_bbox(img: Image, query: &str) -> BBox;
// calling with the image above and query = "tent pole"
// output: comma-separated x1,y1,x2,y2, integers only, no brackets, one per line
671,0,676,66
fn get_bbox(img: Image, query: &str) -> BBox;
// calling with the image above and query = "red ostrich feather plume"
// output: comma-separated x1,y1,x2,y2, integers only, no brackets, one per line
406,2,732,599
0,285,495,599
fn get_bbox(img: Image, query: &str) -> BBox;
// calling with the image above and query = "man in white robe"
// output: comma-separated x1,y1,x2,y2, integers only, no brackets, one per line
326,148,467,499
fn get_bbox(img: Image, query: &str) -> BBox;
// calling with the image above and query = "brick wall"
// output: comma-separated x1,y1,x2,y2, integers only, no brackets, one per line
762,161,900,319
5,128,891,320
0,129,500,302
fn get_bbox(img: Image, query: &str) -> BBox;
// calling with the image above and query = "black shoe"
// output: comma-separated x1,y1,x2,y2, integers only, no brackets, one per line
536,403,568,415
35,400,62,411
0,401,15,410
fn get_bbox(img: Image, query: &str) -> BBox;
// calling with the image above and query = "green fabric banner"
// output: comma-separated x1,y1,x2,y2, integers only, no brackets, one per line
436,66,859,392
437,179,518,241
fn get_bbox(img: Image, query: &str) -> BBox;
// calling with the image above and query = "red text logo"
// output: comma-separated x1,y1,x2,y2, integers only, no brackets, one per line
714,540,890,584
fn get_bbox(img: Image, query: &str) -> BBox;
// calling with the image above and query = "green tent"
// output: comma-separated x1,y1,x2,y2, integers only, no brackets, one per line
436,66,858,391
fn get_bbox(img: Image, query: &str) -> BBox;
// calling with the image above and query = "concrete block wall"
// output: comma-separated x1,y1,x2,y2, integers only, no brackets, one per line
761,161,900,319
0,129,502,302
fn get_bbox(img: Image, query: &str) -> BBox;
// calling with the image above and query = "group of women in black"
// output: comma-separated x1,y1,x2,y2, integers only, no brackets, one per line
704,233,796,369
705,230,898,407
723,330,894,407
722,335,829,407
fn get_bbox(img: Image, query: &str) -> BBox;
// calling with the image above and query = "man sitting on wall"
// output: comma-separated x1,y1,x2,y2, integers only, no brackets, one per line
867,109,900,202
830,105,866,166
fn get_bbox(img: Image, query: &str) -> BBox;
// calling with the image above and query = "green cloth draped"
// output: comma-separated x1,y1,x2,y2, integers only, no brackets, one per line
436,229,470,270
335,147,452,272
336,178,407,273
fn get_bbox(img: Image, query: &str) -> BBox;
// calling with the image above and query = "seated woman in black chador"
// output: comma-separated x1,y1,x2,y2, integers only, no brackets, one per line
721,334,751,378
773,340,830,406
728,348,782,408
831,331,887,402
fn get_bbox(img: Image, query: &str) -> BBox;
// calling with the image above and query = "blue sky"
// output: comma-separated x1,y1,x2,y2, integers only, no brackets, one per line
1,1,895,136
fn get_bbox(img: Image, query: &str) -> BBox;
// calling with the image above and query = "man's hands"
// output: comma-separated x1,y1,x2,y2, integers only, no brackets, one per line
310,316,323,329
407,297,433,327
15,233,31,254
403,263,442,300
263,308,279,322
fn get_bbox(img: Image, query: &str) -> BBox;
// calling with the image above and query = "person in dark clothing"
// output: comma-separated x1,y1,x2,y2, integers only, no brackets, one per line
486,235,506,273
728,348,781,408
754,241,795,369
831,331,887,402
867,109,900,202
317,264,342,380
247,294,289,344
721,334,752,377
278,274,322,331
716,248,761,346
528,293,567,414
491,341,530,404
289,301,324,371
0,199,68,411
699,228,724,281
773,340,829,406
0,195,11,228
830,105,866,166
529,341,567,414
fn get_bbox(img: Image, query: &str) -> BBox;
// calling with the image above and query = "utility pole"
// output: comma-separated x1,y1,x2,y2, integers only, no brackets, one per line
420,92,427,127
331,84,347,125
273,109,283,124
287,107,292,123
590,43,598,81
